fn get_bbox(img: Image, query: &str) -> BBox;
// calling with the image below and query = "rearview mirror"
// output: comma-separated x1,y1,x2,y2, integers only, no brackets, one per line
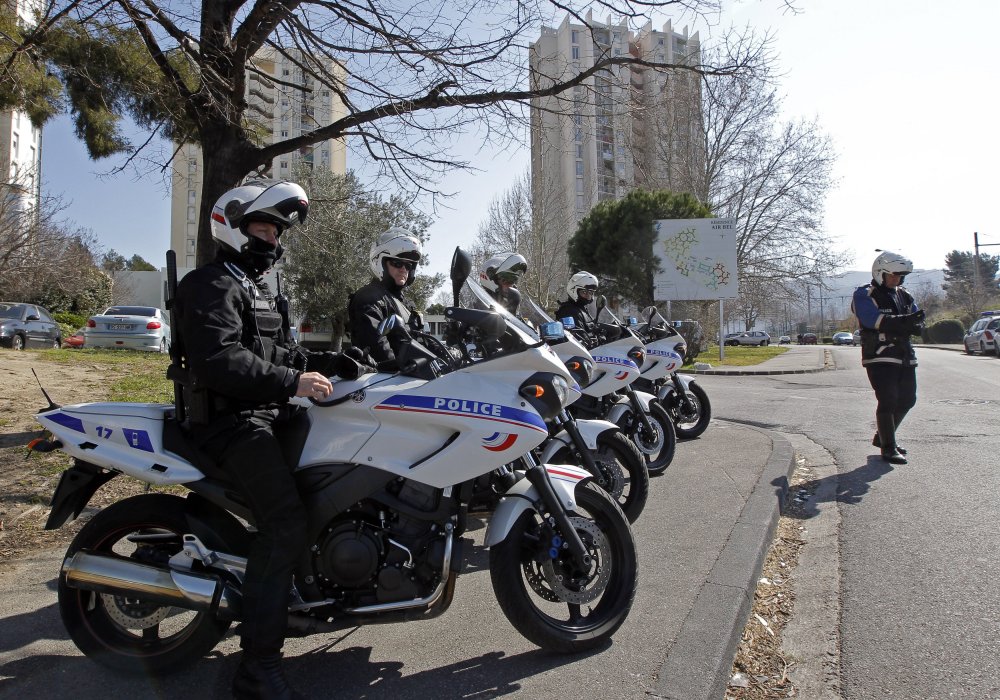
26,314,40,321
450,247,473,306
595,295,607,311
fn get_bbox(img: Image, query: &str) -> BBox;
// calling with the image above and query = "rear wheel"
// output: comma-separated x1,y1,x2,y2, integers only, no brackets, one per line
159,337,168,354
490,481,638,652
59,494,231,675
552,431,648,523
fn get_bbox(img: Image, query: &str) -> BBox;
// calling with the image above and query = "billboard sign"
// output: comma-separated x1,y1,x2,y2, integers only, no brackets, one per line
653,218,739,300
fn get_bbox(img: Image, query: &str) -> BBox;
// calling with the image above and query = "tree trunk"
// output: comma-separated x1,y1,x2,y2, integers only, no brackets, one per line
195,132,259,267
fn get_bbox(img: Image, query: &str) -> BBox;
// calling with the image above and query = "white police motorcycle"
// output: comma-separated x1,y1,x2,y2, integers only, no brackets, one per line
32,249,638,674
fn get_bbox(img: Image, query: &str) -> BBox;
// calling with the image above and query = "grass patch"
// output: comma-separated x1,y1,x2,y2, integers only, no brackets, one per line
696,344,789,367
34,347,173,403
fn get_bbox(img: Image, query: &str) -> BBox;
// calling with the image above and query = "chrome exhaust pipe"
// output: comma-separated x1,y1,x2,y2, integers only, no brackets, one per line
62,551,234,613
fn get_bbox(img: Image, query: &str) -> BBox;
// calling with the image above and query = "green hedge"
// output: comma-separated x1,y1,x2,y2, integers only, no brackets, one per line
927,319,965,344
54,311,88,328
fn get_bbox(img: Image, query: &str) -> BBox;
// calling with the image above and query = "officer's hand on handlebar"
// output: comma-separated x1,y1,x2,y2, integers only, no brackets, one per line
296,372,333,400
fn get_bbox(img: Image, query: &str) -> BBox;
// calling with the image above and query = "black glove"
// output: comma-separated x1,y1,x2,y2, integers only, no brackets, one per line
409,310,424,332
286,346,310,372
880,310,925,337
332,353,376,379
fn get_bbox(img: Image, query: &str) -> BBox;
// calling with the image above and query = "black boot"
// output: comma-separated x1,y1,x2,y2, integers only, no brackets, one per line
872,433,906,455
232,652,306,700
875,414,907,464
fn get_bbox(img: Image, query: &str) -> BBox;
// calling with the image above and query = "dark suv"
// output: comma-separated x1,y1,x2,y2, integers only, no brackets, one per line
0,302,62,350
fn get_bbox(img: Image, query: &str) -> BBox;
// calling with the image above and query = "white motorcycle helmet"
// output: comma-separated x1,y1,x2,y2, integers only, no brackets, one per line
211,180,309,273
871,250,913,285
369,227,422,287
480,253,528,293
566,271,599,302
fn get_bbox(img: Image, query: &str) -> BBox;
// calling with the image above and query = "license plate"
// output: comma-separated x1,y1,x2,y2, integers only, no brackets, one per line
109,324,133,331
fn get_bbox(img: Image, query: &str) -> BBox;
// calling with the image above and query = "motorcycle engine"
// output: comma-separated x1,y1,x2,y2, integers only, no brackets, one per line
310,479,448,606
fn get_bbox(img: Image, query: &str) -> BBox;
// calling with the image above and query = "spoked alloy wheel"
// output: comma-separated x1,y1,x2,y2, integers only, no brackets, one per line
489,482,638,652
669,384,711,440
555,432,648,523
627,403,676,475
58,494,231,675
12,334,24,350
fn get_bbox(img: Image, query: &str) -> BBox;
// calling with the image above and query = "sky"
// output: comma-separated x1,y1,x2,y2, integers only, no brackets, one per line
39,0,1000,282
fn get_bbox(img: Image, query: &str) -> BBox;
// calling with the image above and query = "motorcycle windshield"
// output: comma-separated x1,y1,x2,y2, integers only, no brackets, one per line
522,295,555,327
642,305,668,328
465,279,541,346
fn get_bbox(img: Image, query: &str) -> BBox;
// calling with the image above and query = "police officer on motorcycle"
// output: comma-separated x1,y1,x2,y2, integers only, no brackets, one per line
481,253,528,315
174,180,369,699
556,271,600,338
348,227,423,365
852,250,925,465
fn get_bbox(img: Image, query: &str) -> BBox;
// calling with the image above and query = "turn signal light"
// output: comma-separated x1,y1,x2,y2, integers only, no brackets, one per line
520,385,545,399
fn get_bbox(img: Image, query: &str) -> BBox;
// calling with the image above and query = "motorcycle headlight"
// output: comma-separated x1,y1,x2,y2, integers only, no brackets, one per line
564,356,594,387
675,342,687,358
519,372,568,421
627,345,645,366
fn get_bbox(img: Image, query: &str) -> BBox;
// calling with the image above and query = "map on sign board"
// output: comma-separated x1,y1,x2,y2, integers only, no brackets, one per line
653,218,739,300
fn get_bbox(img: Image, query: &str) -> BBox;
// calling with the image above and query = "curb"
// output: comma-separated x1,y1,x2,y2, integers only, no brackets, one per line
654,424,795,700
690,367,826,376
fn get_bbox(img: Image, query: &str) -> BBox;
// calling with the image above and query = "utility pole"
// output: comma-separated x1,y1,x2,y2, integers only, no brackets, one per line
973,232,1000,313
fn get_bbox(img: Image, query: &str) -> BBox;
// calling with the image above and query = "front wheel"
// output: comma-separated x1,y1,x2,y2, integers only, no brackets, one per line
58,494,232,675
668,383,712,440
628,402,676,476
489,481,638,652
12,333,25,350
552,431,649,523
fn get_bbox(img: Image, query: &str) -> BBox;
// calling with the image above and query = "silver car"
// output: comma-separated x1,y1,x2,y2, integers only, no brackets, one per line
85,305,170,353
724,330,771,347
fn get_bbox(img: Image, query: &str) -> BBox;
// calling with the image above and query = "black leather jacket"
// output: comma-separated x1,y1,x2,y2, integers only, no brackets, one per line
348,279,420,363
555,297,598,339
174,255,304,420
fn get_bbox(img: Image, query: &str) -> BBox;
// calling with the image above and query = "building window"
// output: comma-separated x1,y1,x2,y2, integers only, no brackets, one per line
572,113,582,125
188,159,197,174
11,135,17,158
574,127,583,142
186,255,195,268
187,223,196,236
617,162,625,173
576,178,584,193
322,90,330,97
187,206,196,222
187,189,196,205
281,130,288,137
280,161,288,169
575,160,584,176
571,46,580,60
186,239,196,253
283,69,290,76
576,194,585,209
571,30,579,43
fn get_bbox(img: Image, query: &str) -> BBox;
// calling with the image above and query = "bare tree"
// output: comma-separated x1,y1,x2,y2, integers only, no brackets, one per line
474,169,572,308
639,39,847,296
1,0,769,266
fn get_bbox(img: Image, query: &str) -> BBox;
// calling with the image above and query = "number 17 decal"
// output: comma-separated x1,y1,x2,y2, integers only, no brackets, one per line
95,426,113,439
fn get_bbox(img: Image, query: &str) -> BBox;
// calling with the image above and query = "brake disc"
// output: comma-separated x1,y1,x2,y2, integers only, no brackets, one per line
592,449,626,500
634,421,664,456
101,593,172,630
535,517,611,605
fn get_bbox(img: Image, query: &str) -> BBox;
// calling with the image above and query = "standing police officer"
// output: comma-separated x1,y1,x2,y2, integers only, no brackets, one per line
175,180,368,699
852,251,925,465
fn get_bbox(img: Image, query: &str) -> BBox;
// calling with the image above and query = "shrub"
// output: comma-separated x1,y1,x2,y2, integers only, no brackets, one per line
54,311,88,329
927,319,965,344
821,336,833,344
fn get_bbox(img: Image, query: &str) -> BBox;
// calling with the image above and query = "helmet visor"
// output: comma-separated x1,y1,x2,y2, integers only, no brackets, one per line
497,270,521,284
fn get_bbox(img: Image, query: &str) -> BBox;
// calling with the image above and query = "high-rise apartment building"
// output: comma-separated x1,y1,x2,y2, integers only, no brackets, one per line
529,12,702,238
0,0,43,214
170,47,348,268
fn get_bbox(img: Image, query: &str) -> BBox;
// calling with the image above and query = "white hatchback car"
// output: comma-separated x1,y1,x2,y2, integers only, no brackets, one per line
724,330,771,347
963,312,1000,355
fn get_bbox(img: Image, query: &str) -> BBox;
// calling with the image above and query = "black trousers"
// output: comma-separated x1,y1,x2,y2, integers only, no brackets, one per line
193,411,307,656
865,363,917,448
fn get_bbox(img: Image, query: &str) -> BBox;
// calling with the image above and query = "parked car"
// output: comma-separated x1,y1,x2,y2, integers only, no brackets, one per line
297,318,334,350
853,329,861,345
778,335,791,344
0,302,62,350
832,331,856,346
725,330,771,347
85,305,170,353
64,327,87,348
799,332,818,345
963,312,1000,355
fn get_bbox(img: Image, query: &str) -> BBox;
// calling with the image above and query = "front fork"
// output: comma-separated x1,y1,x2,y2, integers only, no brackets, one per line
671,372,696,415
519,454,592,572
624,385,656,436
551,410,603,480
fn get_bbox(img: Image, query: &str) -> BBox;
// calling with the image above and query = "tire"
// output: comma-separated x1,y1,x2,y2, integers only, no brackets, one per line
669,383,712,440
58,494,232,675
552,431,649,523
159,338,168,354
52,337,61,349
489,481,638,653
762,340,769,346
12,333,25,350
634,402,677,476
